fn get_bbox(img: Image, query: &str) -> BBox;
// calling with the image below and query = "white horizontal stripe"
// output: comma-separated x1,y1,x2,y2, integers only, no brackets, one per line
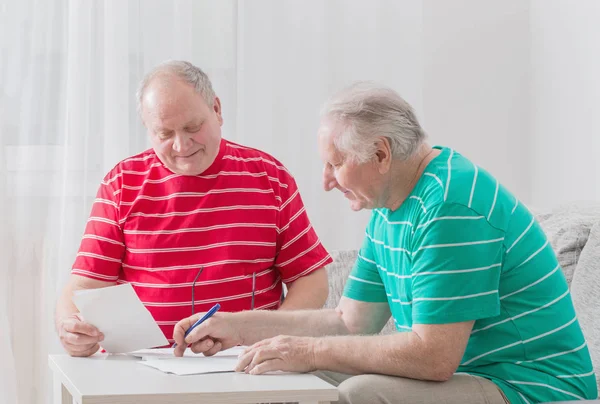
513,240,550,271
511,198,519,215
409,196,427,213
275,239,320,268
121,173,181,190
500,264,560,300
142,278,280,307
76,252,121,263
121,188,274,206
126,240,276,254
123,204,278,222
487,180,499,221
118,268,274,289
72,269,119,281
378,265,411,279
472,289,569,334
121,163,162,175
522,315,577,344
278,206,306,234
416,215,484,229
275,196,282,203
375,209,413,226
506,381,584,401
556,370,595,379
102,172,122,185
415,237,504,253
415,263,501,277
281,224,312,251
196,170,288,188
365,232,411,254
113,189,122,196
156,320,179,326
413,290,497,302
95,198,117,208
518,392,532,404
444,149,454,201
424,172,444,189
358,254,376,265
468,163,478,208
349,275,384,286
82,234,124,246
122,257,274,272
123,223,278,235
463,315,578,366
387,294,412,305
88,216,119,227
222,155,289,173
280,189,299,211
506,217,535,254
122,154,155,163
517,341,587,364
254,300,280,310
394,320,412,331
283,254,331,283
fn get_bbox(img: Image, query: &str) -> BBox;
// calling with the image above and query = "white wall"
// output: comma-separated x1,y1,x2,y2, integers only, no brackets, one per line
530,0,600,209
422,0,531,203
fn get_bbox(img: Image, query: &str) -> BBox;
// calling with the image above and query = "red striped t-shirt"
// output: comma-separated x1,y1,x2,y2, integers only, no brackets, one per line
71,139,332,341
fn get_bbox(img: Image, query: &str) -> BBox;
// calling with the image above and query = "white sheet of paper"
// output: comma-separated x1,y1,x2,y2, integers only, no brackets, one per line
140,357,239,375
129,346,248,360
72,283,168,353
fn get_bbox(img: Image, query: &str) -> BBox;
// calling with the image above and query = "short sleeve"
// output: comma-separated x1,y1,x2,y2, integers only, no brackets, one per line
274,169,332,283
411,203,505,324
342,218,388,303
71,170,125,282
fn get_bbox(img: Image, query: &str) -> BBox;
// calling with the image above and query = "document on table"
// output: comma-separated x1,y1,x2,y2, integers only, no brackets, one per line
140,357,240,375
129,346,248,361
72,283,169,353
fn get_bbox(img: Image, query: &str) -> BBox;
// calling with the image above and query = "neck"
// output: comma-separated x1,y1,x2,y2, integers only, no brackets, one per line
383,143,439,211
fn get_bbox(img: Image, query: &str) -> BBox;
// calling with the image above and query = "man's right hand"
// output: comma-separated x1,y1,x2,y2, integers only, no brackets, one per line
58,313,104,357
173,312,243,357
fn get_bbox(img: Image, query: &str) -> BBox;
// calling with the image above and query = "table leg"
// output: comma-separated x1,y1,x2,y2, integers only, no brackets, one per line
60,383,73,404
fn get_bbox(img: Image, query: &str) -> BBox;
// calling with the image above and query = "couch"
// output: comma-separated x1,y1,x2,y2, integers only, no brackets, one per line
323,202,600,394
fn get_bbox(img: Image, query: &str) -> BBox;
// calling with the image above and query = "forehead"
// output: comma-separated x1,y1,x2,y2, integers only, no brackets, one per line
142,78,207,128
318,119,343,159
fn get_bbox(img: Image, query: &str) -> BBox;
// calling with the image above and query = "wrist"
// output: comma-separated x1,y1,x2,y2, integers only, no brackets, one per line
309,337,324,370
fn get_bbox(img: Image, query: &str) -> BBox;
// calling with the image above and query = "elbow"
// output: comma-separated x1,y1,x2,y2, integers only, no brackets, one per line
427,367,455,382
424,355,460,382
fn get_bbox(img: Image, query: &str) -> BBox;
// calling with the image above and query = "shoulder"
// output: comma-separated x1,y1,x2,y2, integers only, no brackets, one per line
101,149,158,186
223,139,294,181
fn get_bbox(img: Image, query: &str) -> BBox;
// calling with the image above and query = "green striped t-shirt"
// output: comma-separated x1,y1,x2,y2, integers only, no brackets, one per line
344,146,597,403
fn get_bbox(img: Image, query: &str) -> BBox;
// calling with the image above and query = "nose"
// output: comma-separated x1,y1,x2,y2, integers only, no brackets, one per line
172,132,193,154
322,164,339,192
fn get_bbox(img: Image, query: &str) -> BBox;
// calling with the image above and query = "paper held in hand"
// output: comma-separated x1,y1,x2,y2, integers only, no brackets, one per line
72,283,169,353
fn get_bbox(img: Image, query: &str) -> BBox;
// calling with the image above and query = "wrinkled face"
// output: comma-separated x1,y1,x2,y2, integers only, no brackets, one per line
141,77,223,176
318,120,386,211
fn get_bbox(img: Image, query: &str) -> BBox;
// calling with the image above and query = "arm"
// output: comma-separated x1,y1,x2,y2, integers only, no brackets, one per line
310,321,474,381
279,267,329,310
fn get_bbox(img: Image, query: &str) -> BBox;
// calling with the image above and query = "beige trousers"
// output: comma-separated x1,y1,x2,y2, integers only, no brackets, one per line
316,372,510,404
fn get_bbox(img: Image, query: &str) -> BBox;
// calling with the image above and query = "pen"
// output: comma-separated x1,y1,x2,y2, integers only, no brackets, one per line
172,303,221,348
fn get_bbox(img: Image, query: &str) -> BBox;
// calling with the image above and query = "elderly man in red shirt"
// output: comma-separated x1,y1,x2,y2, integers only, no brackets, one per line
55,60,332,357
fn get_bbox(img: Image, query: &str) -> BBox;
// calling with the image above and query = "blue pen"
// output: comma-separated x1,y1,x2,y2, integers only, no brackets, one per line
172,303,221,348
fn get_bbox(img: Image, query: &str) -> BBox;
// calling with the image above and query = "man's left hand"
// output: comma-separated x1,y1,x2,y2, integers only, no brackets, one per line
235,335,317,375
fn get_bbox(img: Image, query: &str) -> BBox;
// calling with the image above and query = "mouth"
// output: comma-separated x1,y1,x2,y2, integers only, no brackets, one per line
176,149,201,159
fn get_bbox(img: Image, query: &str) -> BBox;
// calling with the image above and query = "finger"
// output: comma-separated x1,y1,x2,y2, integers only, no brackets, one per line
173,314,201,348
185,319,214,345
66,343,99,357
247,347,280,373
249,358,285,375
243,338,272,355
63,319,100,337
235,349,258,372
63,331,103,346
173,342,188,357
190,338,214,354
203,341,222,357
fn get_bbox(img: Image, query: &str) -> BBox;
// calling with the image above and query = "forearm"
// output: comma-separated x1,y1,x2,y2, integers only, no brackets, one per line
312,333,451,381
279,268,329,310
234,308,350,346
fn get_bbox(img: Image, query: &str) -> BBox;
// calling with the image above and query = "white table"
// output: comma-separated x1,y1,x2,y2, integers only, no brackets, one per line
49,354,338,404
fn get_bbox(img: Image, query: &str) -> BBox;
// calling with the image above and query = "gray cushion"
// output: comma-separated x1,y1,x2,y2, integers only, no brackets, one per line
535,203,600,286
570,221,600,391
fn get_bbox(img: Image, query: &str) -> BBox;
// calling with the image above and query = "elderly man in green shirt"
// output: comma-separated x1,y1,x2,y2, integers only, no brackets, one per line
172,83,597,404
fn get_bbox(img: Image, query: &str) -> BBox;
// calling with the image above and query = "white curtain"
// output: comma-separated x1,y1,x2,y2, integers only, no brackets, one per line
2,0,541,402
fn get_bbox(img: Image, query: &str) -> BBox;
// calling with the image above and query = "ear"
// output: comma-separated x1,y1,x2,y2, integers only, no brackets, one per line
374,137,393,174
213,97,224,126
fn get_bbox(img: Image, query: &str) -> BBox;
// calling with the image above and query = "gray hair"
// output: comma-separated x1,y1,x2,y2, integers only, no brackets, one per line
136,60,216,113
320,82,426,163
